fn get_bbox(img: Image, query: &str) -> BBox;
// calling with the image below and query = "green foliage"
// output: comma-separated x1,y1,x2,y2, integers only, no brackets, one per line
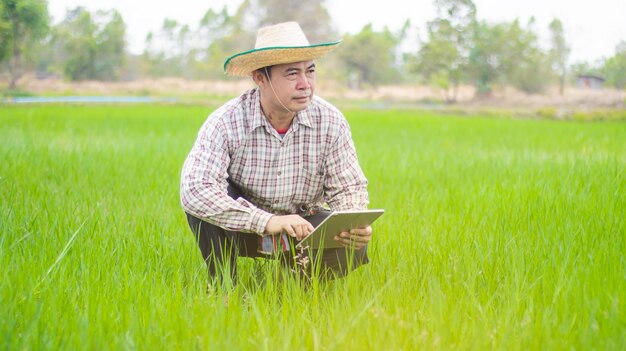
415,21,462,85
188,7,246,79
508,36,551,94
141,0,336,80
415,2,555,96
548,18,570,94
192,5,254,80
468,21,510,94
55,8,97,80
411,0,476,102
0,1,10,62
52,7,126,81
469,19,551,95
602,41,626,89
143,18,190,78
142,4,252,79
94,10,126,80
0,0,616,96
0,0,49,87
1,106,625,349
336,24,401,87
250,0,336,44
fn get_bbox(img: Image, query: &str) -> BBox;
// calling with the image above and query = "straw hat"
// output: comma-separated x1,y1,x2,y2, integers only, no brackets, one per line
224,22,340,77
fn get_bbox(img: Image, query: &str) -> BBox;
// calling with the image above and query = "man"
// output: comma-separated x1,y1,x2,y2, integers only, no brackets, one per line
180,22,372,284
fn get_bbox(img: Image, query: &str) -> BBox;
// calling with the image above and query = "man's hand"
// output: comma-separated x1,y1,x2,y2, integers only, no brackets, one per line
265,215,315,241
334,225,372,250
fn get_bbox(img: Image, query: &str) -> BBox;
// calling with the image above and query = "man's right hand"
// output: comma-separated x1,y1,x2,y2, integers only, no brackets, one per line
265,215,315,241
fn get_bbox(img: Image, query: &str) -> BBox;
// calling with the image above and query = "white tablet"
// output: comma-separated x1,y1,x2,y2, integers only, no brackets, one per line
296,209,385,250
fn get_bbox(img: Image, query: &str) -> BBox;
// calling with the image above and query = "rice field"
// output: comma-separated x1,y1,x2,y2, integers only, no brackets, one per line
1,104,624,350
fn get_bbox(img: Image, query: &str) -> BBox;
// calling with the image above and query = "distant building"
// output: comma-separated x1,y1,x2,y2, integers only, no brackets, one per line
576,74,605,89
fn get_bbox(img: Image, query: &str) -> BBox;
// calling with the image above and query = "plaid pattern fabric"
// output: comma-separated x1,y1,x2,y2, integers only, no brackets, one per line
180,88,369,254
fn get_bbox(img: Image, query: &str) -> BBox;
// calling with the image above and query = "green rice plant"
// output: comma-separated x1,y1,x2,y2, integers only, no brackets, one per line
1,105,624,350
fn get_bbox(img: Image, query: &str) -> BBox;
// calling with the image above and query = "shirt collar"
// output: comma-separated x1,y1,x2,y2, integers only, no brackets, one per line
250,88,267,132
295,105,313,128
249,88,315,133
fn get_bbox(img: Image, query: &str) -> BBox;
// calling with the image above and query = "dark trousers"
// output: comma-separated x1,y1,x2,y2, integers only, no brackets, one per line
185,185,369,283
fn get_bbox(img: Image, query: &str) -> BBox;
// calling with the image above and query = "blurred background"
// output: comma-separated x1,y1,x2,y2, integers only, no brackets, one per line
1,0,625,109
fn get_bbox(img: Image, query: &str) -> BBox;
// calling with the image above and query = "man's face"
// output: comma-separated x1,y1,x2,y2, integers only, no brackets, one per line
262,61,316,113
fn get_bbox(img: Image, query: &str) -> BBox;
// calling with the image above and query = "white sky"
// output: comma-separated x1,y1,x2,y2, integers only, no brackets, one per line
48,0,626,64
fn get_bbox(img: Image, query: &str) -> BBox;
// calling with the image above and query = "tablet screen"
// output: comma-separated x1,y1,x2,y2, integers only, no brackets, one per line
296,209,384,249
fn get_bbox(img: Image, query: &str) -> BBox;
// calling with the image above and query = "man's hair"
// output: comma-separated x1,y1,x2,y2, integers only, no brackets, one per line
256,66,273,79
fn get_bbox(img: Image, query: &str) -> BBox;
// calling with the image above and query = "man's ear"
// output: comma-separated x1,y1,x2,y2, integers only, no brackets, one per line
252,70,266,87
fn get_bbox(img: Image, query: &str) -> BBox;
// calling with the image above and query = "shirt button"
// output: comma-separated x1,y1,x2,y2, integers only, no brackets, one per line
274,199,279,204
277,171,282,176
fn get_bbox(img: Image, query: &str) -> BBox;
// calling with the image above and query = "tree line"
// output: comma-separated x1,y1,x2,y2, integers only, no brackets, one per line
1,0,626,98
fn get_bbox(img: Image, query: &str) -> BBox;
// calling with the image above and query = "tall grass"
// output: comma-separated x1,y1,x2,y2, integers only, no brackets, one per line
1,105,624,350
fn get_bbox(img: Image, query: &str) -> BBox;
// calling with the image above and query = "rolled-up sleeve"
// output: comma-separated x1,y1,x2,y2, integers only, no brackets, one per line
180,119,272,234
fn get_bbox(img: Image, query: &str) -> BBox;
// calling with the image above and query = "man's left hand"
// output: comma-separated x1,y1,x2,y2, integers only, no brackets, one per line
334,225,372,250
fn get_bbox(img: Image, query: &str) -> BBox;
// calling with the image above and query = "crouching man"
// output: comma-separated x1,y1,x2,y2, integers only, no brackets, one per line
180,22,373,284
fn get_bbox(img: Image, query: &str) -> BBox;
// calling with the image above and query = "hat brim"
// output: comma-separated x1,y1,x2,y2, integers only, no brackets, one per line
224,41,341,77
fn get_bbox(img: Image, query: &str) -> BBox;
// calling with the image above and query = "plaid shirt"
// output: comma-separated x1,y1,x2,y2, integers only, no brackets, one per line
180,88,369,254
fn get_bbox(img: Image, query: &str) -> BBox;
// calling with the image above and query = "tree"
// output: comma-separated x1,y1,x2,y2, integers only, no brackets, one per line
506,19,551,94
196,7,233,53
602,41,626,89
469,21,511,94
239,0,336,43
93,9,126,80
0,0,49,88
141,5,248,79
201,7,254,79
139,0,337,80
336,24,401,87
411,0,476,102
0,1,10,63
548,18,570,95
55,7,97,80
155,18,190,76
468,19,550,95
54,7,126,81
192,7,240,78
414,19,464,101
